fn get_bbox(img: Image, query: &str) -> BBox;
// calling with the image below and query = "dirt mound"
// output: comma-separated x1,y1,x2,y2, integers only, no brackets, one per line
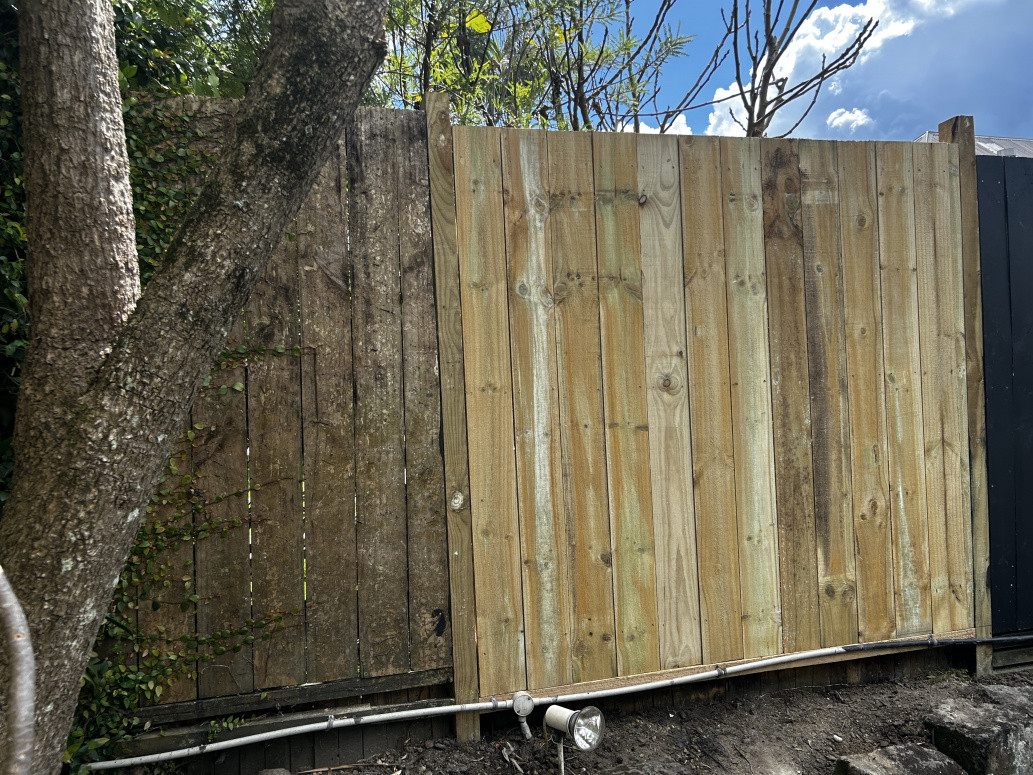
344,669,1033,775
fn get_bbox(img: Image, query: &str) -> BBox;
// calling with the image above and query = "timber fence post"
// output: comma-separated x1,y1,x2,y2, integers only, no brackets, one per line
939,115,992,676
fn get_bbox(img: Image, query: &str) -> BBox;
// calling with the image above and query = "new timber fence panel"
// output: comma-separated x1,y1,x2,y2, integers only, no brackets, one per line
435,123,979,701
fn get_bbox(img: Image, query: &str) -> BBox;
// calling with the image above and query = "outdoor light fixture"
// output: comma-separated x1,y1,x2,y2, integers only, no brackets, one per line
543,704,605,751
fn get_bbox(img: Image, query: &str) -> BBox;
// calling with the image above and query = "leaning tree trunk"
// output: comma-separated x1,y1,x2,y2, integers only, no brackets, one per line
0,0,388,771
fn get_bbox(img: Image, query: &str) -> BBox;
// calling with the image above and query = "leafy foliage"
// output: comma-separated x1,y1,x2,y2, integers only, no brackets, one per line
114,0,273,98
369,0,695,130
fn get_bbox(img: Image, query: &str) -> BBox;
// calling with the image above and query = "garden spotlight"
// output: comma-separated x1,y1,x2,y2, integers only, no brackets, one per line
543,704,605,751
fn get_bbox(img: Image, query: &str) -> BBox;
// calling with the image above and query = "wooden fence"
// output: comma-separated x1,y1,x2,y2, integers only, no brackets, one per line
131,101,990,750
429,106,986,703
133,107,453,720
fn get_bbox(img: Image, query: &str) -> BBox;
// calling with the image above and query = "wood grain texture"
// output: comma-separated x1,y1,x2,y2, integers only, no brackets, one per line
636,134,698,670
548,130,619,682
194,316,253,698
501,128,571,689
837,141,894,642
454,125,527,696
397,110,452,671
876,142,932,637
680,136,743,664
248,225,305,690
721,137,782,658
939,116,990,642
761,139,820,653
139,433,198,704
425,93,479,735
349,108,409,677
913,142,973,633
594,132,660,673
799,139,858,647
298,143,358,685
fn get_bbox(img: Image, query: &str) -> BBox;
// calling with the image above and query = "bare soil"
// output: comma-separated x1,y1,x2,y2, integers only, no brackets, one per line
342,665,1033,775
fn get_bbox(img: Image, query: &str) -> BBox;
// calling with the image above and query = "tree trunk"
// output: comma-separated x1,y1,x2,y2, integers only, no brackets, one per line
0,0,387,771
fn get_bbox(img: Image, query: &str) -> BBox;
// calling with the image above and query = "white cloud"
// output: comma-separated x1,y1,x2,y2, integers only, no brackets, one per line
827,107,874,131
702,0,1000,136
619,113,694,135
705,84,747,136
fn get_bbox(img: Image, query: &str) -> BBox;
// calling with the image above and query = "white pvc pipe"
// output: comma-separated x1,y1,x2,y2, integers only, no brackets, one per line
84,639,957,770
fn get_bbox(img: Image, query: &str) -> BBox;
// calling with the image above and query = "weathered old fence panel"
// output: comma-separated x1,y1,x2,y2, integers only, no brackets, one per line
135,108,453,722
435,125,979,702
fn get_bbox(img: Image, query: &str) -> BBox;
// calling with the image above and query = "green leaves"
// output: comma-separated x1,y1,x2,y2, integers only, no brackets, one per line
465,10,492,33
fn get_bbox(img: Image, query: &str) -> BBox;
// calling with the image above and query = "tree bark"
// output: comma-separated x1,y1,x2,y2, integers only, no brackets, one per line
0,0,387,771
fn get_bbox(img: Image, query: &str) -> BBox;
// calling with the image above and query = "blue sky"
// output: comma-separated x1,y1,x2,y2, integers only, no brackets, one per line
638,0,1032,140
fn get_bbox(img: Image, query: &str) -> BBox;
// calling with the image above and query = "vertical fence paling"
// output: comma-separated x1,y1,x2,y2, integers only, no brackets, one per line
803,140,860,648
350,108,411,680
595,133,662,672
194,314,252,698
549,131,620,684
398,108,453,674
722,136,782,660
837,141,893,644
299,140,359,686
680,136,743,666
248,201,306,690
762,138,820,656
637,134,697,673
502,127,572,692
425,92,479,741
453,126,526,698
